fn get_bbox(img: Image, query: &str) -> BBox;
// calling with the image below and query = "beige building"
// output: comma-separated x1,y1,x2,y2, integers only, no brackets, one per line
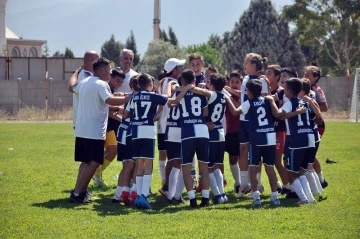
1,0,46,57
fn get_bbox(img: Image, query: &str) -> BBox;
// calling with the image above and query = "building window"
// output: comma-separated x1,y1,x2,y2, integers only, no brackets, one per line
12,47,20,57
29,47,37,57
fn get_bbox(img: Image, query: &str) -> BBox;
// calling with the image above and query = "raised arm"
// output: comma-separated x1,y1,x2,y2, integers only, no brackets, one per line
68,67,82,93
303,95,322,118
224,86,241,98
167,84,194,106
188,86,212,98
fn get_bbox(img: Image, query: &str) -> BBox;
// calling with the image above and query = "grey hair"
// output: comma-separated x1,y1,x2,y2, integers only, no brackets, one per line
120,49,134,58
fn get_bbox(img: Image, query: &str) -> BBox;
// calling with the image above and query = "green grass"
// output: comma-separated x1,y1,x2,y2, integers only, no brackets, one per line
0,122,359,238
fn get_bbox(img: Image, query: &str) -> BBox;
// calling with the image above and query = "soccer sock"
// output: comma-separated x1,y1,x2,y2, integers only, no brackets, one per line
299,175,316,203
209,173,220,196
305,170,320,194
252,190,260,200
271,191,278,201
159,160,166,184
213,169,225,194
168,167,180,200
174,171,185,199
94,175,102,184
94,165,102,184
114,186,123,198
292,178,308,202
230,164,241,186
142,174,152,197
130,183,137,193
312,170,324,192
240,171,249,186
202,189,210,199
256,172,262,186
136,176,143,195
122,186,130,193
187,190,196,200
283,183,292,191
317,172,324,183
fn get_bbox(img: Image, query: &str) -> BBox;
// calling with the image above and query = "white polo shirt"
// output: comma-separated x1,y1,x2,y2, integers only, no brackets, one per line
115,68,138,93
72,69,93,127
73,76,113,140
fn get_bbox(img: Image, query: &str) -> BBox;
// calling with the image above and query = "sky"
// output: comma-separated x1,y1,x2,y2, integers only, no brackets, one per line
5,0,293,57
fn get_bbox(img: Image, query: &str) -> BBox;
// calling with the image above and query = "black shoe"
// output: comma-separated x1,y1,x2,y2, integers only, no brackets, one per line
281,187,292,195
277,187,283,194
190,198,197,208
285,192,298,199
69,191,90,203
199,197,209,207
112,198,121,204
172,197,186,204
326,159,337,164
321,179,328,189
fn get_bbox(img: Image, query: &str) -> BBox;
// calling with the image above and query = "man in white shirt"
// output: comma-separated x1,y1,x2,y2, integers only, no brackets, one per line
68,57,131,203
115,49,138,93
72,51,99,128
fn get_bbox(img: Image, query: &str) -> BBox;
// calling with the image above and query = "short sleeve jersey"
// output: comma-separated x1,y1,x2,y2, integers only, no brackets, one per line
240,97,275,146
207,91,227,141
282,98,315,149
127,90,168,139
312,84,327,104
195,73,205,86
271,86,287,132
177,91,209,140
116,93,132,140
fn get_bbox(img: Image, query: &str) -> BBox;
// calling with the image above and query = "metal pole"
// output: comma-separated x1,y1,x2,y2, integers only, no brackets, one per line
356,69,359,122
45,71,48,120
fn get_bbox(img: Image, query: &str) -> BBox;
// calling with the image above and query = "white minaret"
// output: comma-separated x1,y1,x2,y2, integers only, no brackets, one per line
153,0,160,41
0,0,7,56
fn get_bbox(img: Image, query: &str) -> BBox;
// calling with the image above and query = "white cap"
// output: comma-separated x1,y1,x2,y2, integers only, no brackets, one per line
164,58,186,73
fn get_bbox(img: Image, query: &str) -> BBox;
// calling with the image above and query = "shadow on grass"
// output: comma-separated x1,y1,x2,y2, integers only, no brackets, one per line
31,198,91,210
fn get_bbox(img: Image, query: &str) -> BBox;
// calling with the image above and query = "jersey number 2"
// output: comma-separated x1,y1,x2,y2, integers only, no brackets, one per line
257,107,268,126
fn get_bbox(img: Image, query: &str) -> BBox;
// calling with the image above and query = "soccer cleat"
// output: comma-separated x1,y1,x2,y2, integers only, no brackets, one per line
213,195,223,205
321,179,328,189
134,195,142,208
221,193,228,202
190,198,197,208
158,185,168,198
234,184,240,194
172,197,186,204
285,192,298,199
257,184,265,194
128,191,138,206
139,194,152,210
313,193,323,202
270,199,281,206
252,198,261,206
199,197,209,207
112,196,121,204
237,184,251,197
320,191,328,201
120,191,131,206
69,191,90,204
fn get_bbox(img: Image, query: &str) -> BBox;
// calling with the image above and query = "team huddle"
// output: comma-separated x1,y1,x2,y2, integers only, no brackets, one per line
68,50,329,209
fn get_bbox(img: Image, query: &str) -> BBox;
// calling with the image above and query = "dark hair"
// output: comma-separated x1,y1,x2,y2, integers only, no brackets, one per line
93,57,111,72
189,53,204,64
181,69,195,85
129,74,140,92
177,75,182,86
281,67,298,78
246,79,262,97
306,61,321,83
229,71,243,82
225,75,230,81
158,72,166,81
210,73,226,91
206,65,218,73
301,78,311,95
285,78,303,96
111,68,125,79
137,73,152,90
246,53,268,71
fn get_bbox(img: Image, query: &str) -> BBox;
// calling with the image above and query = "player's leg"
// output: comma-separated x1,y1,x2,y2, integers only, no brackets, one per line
181,139,198,208
263,146,280,206
275,132,291,193
238,122,250,196
157,133,167,186
113,142,126,203
208,142,221,204
314,126,327,188
248,144,261,205
213,141,227,202
226,132,241,194
167,142,181,202
197,138,210,207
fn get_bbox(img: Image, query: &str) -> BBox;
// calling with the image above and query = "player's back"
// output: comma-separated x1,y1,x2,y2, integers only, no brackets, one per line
177,91,208,140
207,91,226,141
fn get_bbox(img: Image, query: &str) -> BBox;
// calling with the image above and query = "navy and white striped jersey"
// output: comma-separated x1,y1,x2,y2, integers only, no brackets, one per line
207,91,226,142
240,97,276,146
165,94,181,143
177,91,209,140
117,93,132,145
282,98,315,149
126,90,168,139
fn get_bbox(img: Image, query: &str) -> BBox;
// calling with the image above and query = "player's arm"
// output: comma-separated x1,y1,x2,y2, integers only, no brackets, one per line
225,96,242,116
268,97,305,120
303,95,322,118
318,102,328,112
188,87,211,98
105,95,131,106
68,66,82,93
260,76,270,96
167,84,194,106
114,92,125,97
224,86,241,98
154,105,163,121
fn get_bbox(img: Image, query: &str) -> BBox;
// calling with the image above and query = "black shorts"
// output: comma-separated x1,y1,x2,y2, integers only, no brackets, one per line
249,144,276,166
166,141,181,161
117,136,134,162
75,137,104,164
239,121,249,144
132,138,155,160
287,147,314,173
181,138,209,165
157,133,166,151
225,132,240,156
209,141,225,168
304,141,320,166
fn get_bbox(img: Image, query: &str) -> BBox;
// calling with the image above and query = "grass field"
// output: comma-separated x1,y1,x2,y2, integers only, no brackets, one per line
0,122,359,238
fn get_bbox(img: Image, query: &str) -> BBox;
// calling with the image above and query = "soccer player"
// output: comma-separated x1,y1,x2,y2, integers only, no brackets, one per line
93,69,125,188
269,78,317,204
68,57,131,203
238,53,269,197
189,53,205,86
176,69,210,208
266,65,292,194
123,73,190,209
304,62,328,188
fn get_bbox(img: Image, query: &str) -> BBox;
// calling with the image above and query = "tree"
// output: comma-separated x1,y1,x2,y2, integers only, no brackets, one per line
138,40,187,79
168,27,179,47
52,51,64,58
207,34,223,51
222,0,305,73
125,30,140,68
42,43,50,57
64,47,74,58
283,0,360,76
159,29,169,42
186,43,225,74
101,34,124,66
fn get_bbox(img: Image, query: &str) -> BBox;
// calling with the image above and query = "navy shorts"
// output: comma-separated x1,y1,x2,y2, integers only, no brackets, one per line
249,144,276,166
166,141,181,161
157,133,166,151
181,138,209,165
209,141,225,168
132,138,155,160
75,137,104,164
283,135,291,161
239,121,249,144
302,142,320,168
287,147,314,173
225,132,239,156
117,136,134,162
